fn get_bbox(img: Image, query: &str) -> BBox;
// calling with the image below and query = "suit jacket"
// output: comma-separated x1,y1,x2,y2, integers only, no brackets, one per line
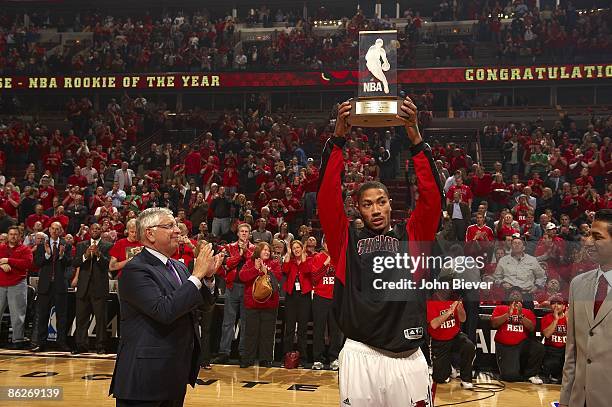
560,268,612,407
109,248,216,401
73,240,112,299
446,202,470,221
34,240,73,295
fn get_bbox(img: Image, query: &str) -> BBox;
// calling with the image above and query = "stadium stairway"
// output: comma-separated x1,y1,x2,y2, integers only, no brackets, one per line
480,146,503,171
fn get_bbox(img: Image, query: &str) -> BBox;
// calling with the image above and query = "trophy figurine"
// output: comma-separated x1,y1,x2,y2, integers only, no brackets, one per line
348,30,409,127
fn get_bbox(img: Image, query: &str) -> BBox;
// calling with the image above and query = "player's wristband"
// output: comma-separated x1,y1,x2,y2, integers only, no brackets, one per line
331,136,347,148
410,141,426,155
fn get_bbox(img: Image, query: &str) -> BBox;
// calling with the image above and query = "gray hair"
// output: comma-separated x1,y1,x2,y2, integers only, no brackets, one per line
136,208,174,241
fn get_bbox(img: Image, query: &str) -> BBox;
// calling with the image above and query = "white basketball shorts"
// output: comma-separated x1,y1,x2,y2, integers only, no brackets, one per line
338,339,432,407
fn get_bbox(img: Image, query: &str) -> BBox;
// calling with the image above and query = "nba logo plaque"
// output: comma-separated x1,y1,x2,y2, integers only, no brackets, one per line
348,30,409,127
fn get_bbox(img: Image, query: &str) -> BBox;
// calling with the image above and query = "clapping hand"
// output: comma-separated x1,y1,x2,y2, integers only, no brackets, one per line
0,264,11,273
515,301,523,315
193,243,223,280
509,301,516,314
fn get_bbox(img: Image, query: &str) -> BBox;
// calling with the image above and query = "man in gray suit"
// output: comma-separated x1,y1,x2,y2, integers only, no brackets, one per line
560,209,612,407
114,162,135,191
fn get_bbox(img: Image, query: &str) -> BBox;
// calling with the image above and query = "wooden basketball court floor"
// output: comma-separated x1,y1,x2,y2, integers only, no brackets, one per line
0,350,561,406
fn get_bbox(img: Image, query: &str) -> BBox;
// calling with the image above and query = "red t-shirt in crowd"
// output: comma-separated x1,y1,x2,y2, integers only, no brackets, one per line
470,173,493,197
427,300,461,341
172,241,197,267
311,252,335,299
25,213,50,231
541,313,567,349
0,190,20,218
110,238,143,278
465,224,494,242
38,186,57,210
446,184,473,204
492,305,536,345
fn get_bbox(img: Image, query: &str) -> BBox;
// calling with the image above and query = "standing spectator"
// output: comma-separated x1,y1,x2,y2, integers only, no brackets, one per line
310,238,342,370
470,166,493,212
80,158,98,193
446,175,473,208
0,208,16,234
239,241,282,368
25,204,49,231
107,182,127,209
108,219,142,279
45,205,69,231
38,175,57,211
1,183,20,220
184,146,202,185
32,222,72,352
465,212,495,258
282,240,313,366
503,134,522,177
210,186,232,237
252,218,272,243
447,191,470,241
64,195,88,235
0,226,34,349
114,162,135,191
212,224,255,364
72,223,112,354
302,162,319,222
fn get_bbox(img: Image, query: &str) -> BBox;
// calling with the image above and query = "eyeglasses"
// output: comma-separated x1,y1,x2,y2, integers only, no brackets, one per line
148,223,179,230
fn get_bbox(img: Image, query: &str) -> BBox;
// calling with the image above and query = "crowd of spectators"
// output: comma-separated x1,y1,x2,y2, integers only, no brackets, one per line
0,2,608,74
433,113,611,306
0,87,609,382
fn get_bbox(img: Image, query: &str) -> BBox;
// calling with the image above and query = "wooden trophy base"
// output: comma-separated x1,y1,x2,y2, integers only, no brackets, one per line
348,97,408,127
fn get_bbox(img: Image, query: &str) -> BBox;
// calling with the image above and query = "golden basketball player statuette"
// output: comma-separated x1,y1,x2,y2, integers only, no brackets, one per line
349,30,408,127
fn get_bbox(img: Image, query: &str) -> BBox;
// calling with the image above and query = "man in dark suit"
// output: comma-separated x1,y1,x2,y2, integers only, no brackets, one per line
72,223,112,354
109,207,222,407
446,191,471,241
32,221,72,352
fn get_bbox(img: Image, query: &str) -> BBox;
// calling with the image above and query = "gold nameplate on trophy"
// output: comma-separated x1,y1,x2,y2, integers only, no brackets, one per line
355,100,398,115
348,30,407,127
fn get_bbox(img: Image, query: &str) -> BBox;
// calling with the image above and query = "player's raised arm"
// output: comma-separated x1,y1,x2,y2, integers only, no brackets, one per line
396,97,444,242
317,102,350,282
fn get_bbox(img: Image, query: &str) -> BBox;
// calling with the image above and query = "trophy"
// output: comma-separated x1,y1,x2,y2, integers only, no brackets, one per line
348,30,409,127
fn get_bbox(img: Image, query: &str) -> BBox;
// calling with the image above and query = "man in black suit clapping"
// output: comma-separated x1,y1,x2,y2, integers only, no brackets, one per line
109,208,222,407
32,222,72,352
72,223,112,354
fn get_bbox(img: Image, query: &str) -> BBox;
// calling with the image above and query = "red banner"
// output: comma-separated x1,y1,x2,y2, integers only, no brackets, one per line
0,63,609,91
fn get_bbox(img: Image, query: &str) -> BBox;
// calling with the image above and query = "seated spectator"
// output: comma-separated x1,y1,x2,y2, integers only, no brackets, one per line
492,237,546,309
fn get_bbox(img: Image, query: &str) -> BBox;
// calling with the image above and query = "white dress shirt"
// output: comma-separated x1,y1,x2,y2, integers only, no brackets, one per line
44,238,64,259
82,238,102,262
